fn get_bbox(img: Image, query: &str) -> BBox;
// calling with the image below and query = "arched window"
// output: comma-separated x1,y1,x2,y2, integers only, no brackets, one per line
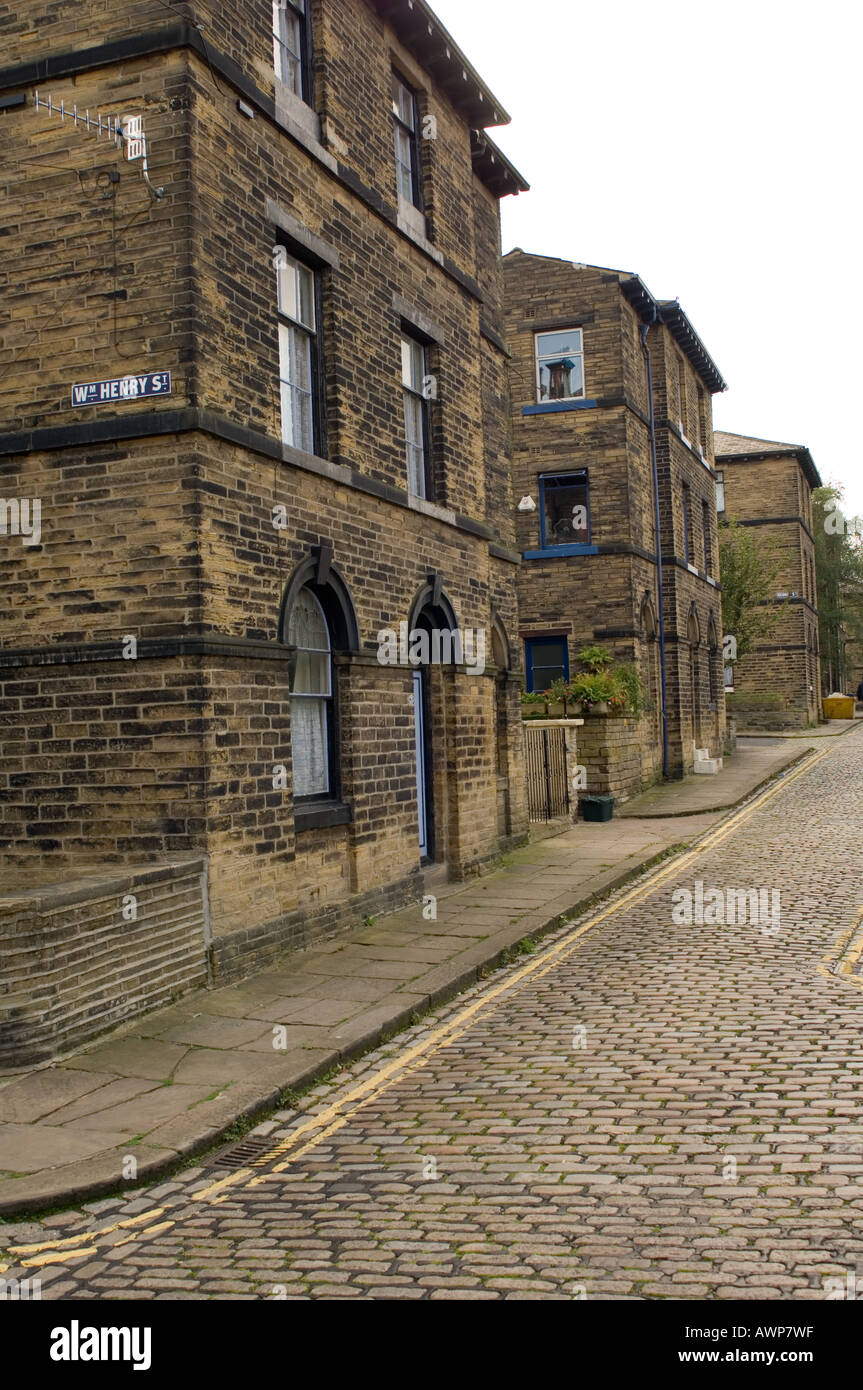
288,588,333,798
640,594,657,640
281,552,359,804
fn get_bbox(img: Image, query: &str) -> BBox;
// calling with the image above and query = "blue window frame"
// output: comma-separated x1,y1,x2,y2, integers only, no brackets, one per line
525,637,570,693
539,470,590,551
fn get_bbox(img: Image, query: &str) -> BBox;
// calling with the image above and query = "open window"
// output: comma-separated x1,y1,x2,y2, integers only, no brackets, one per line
539,471,590,549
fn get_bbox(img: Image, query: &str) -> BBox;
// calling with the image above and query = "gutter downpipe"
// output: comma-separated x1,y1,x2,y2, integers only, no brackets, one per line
640,316,670,779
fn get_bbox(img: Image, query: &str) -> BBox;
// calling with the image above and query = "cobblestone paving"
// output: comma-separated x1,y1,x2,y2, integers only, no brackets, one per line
4,731,863,1300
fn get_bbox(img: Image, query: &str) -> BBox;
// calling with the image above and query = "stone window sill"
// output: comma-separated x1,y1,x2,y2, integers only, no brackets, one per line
295,800,352,832
273,80,337,174
397,201,442,265
523,544,598,558
522,400,598,416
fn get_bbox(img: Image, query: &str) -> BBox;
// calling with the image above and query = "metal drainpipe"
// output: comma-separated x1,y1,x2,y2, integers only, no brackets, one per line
640,318,670,779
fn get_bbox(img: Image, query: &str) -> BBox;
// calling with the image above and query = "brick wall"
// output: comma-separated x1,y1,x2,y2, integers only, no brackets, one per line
0,858,207,1066
0,0,528,1016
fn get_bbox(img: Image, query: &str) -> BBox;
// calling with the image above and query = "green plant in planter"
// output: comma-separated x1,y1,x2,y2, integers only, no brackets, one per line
570,671,617,710
577,644,613,673
547,677,568,703
520,689,548,719
571,647,646,716
613,663,645,717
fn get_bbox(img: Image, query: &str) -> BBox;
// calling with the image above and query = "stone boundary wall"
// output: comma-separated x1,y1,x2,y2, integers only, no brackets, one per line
209,870,420,982
726,697,811,732
577,715,657,806
0,858,208,1067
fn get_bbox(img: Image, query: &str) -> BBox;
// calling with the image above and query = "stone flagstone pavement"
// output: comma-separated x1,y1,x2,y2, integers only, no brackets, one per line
0,730,840,1216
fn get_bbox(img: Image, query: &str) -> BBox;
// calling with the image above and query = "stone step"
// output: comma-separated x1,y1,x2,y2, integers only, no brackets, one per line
692,756,723,775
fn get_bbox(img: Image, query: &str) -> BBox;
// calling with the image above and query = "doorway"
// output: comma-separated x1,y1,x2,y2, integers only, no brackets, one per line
412,666,432,861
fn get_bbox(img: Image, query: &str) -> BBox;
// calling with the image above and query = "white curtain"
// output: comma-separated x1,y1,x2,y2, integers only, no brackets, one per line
292,698,328,796
288,589,331,796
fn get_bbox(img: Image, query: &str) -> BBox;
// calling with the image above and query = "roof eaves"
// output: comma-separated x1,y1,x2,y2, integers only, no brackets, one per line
374,0,511,128
620,273,653,318
470,130,529,198
658,300,728,394
620,277,726,393
715,439,822,490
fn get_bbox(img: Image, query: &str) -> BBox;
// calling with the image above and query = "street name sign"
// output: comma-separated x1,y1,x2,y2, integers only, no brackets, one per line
71,372,172,407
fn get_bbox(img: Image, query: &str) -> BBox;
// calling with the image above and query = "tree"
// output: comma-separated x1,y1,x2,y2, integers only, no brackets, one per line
718,518,783,661
812,486,863,692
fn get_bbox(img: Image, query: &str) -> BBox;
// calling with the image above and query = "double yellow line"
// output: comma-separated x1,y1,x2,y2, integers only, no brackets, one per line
3,741,842,1271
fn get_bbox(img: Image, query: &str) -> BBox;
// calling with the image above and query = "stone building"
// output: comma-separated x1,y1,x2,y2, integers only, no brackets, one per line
0,0,529,1062
714,432,822,728
846,629,863,703
503,252,727,787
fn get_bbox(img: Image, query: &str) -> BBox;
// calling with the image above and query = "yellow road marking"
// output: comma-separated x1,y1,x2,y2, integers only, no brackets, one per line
190,1166,256,1204
113,1219,176,1245
20,1246,96,1269
6,740,844,1260
7,1205,166,1257
243,745,836,1180
817,903,863,989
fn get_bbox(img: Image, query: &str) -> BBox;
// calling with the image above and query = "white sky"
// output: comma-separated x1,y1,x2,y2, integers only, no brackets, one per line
432,0,863,520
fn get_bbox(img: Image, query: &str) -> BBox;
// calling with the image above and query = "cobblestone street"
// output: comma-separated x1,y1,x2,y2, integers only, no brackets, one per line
4,730,863,1301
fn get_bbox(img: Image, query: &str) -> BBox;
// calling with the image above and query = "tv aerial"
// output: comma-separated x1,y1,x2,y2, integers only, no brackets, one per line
33,90,166,200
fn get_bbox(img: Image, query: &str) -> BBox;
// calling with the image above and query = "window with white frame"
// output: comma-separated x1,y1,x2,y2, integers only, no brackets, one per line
697,384,708,453
535,329,584,403
715,468,725,514
272,0,308,98
288,588,333,798
682,483,693,564
392,72,423,209
275,248,317,454
401,333,431,498
676,355,688,434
